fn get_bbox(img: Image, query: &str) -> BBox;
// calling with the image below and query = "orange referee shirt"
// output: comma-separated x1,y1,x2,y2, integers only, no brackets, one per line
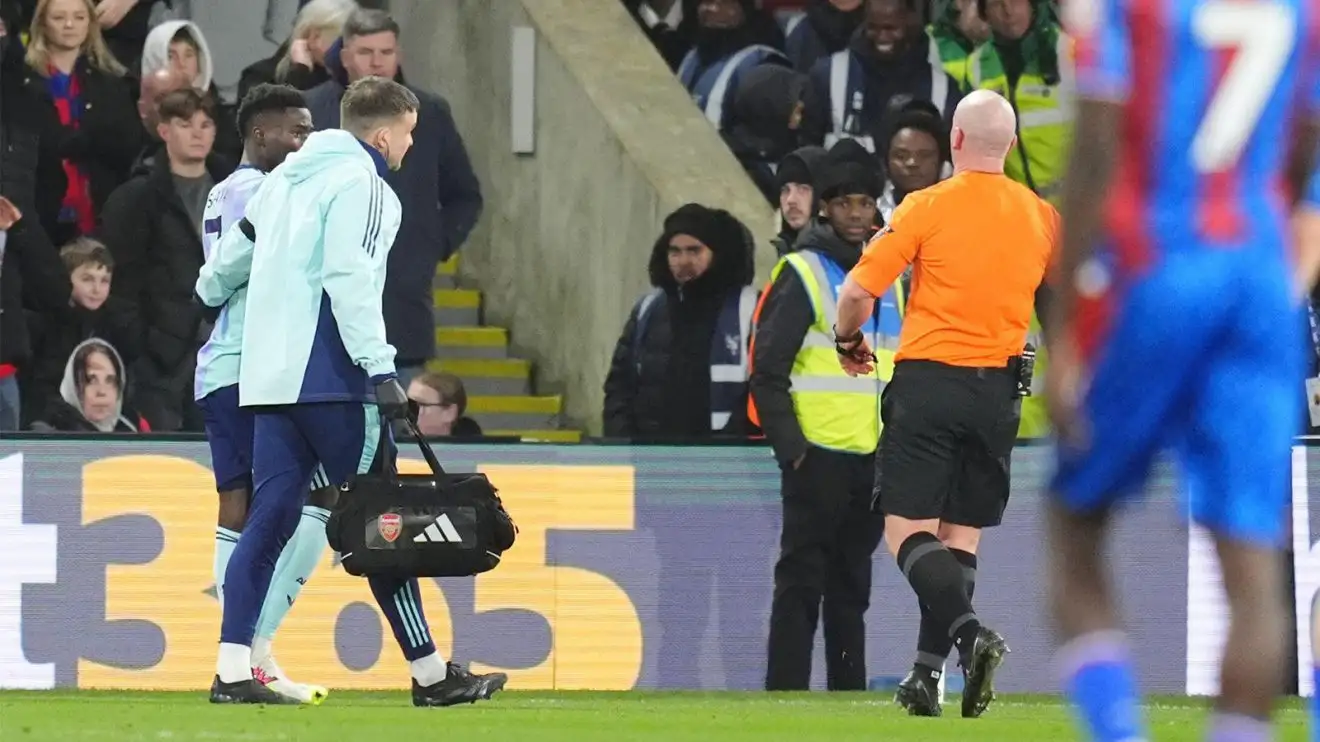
850,171,1058,367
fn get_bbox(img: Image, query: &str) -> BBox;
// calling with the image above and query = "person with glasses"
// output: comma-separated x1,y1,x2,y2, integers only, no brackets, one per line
407,371,482,438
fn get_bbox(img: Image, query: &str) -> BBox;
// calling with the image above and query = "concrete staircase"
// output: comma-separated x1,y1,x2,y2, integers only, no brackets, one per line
430,256,582,443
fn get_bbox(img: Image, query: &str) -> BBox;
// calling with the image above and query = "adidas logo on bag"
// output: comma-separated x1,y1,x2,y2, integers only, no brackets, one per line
413,514,462,543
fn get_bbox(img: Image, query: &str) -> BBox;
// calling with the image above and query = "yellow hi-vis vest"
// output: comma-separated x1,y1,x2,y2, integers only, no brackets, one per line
772,250,905,455
966,32,1075,202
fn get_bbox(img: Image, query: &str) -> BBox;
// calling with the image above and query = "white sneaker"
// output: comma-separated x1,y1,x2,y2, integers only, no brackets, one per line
252,654,329,706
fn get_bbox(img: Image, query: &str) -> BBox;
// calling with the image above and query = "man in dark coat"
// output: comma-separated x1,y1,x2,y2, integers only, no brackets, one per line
602,203,757,439
97,89,229,431
303,9,483,382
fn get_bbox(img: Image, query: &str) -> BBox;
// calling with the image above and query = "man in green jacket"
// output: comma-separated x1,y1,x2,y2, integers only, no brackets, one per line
965,0,1072,202
927,0,990,91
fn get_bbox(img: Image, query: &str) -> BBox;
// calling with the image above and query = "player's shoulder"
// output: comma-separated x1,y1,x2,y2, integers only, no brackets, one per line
211,166,265,198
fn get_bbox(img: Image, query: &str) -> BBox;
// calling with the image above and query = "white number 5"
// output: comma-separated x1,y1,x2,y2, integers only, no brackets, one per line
1191,0,1296,173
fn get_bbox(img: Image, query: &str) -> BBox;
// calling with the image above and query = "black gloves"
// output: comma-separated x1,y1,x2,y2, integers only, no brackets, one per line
373,375,413,421
194,291,222,323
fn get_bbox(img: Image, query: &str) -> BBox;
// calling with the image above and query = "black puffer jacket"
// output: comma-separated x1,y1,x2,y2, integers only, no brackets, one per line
602,205,755,439
1,32,72,372
96,153,229,378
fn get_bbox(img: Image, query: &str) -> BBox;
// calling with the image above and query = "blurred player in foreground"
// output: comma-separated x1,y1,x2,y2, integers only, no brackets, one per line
196,83,327,703
1046,1,1320,741
198,76,506,706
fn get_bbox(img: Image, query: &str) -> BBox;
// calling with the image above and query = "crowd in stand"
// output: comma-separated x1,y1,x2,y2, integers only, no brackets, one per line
0,0,481,435
608,0,1068,441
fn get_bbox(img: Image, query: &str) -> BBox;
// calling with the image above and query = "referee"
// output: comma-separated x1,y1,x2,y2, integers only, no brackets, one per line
832,90,1057,718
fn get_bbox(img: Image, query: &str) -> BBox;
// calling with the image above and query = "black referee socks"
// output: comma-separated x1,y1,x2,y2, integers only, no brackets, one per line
897,533,980,663
913,549,978,677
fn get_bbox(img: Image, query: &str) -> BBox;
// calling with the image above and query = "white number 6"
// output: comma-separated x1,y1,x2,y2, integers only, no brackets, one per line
1191,0,1296,173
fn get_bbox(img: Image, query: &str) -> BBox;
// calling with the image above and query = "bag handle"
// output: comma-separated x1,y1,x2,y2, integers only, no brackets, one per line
403,416,447,480
375,414,448,484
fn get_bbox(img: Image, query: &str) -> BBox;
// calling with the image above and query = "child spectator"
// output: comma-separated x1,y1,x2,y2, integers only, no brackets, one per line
407,371,483,438
29,337,147,432
23,236,139,423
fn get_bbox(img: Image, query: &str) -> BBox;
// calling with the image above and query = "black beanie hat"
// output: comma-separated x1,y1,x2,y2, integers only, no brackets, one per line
776,146,828,190
816,139,883,201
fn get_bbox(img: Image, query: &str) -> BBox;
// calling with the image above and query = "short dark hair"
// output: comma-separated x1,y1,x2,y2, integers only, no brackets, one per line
414,372,467,415
157,88,215,124
60,237,114,273
342,8,400,40
237,83,308,138
339,76,418,135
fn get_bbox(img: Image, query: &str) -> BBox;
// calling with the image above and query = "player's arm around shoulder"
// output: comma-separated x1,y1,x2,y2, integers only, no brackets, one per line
195,220,256,308
320,167,397,379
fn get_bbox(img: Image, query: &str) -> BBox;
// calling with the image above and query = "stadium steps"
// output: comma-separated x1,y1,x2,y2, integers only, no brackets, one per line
429,255,582,441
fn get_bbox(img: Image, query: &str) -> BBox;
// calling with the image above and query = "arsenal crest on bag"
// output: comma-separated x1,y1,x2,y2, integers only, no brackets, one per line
325,419,518,578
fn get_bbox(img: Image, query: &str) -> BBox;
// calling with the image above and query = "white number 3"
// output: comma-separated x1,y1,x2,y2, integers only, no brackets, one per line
1191,0,1297,173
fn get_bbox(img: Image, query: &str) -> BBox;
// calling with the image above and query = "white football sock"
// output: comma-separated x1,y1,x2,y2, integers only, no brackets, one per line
252,636,273,665
217,642,253,684
410,652,448,687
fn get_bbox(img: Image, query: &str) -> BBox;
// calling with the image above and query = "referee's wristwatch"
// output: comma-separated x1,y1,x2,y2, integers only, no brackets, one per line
832,325,874,362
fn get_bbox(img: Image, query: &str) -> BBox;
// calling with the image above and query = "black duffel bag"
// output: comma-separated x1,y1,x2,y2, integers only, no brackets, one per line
325,419,517,578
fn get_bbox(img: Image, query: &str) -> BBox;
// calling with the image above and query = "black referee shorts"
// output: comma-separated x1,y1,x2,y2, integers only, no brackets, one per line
874,359,1021,528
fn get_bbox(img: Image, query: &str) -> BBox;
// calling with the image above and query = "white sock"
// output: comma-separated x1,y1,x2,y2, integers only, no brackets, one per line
410,652,448,686
217,642,253,684
213,527,240,608
252,636,272,665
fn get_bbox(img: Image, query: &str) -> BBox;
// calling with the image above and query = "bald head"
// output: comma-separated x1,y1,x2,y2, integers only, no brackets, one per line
138,68,189,132
950,90,1017,174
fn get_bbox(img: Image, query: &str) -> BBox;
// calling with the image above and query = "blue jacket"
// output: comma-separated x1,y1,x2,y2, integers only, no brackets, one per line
304,40,483,362
196,130,400,406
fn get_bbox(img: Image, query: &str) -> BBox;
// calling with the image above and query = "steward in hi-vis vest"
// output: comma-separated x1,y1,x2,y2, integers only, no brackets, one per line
750,145,901,692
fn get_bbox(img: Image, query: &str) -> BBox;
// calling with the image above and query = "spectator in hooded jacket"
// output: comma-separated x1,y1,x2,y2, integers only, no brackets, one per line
21,0,140,247
98,88,228,431
239,0,357,104
304,8,482,385
139,20,240,169
780,0,865,73
604,203,758,439
29,337,146,432
772,144,826,255
678,0,786,131
623,0,697,71
801,0,961,152
23,236,138,424
722,63,807,206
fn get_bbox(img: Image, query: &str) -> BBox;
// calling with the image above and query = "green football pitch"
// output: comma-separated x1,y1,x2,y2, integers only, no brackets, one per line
0,691,1310,741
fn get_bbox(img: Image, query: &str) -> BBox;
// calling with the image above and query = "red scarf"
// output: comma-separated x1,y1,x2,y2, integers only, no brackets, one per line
48,66,96,236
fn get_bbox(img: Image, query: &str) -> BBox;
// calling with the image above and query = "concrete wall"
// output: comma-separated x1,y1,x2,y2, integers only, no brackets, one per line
392,0,777,434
